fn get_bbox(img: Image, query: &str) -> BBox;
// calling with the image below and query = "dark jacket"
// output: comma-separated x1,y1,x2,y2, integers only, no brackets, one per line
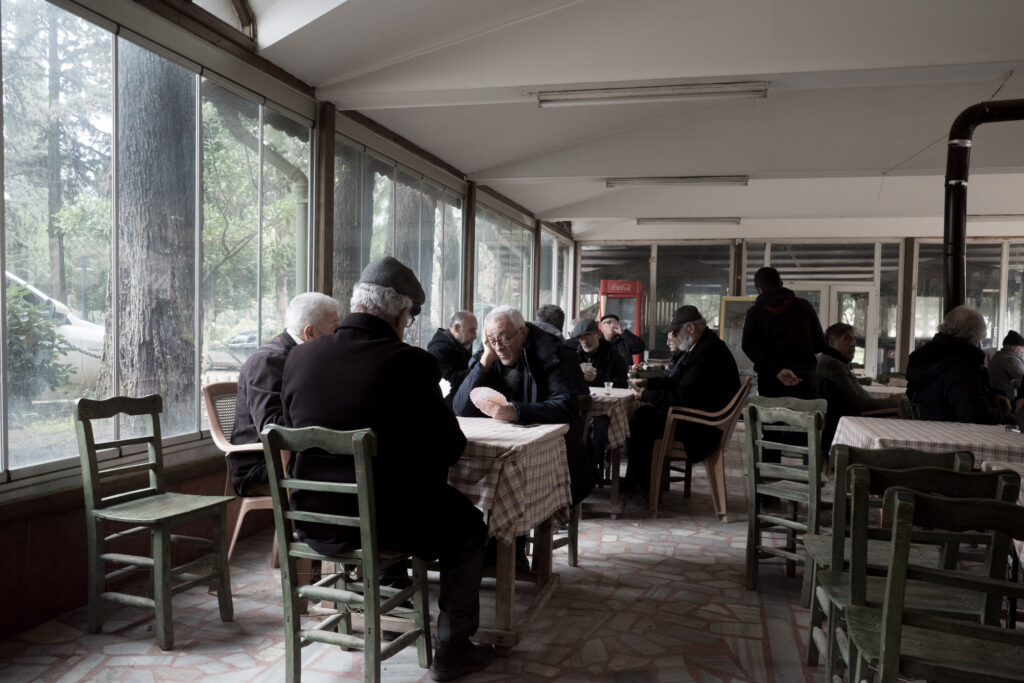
427,327,472,408
640,330,740,462
281,312,469,555
817,347,895,452
229,330,296,494
453,322,595,504
742,287,825,399
576,338,628,388
608,328,646,367
906,332,1002,424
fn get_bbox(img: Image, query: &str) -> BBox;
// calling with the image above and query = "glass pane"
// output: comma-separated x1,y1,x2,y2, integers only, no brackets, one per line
655,244,731,355
440,191,463,330
3,0,112,467
916,241,1001,350
200,79,259,383
835,291,870,369
415,181,444,348
771,242,876,283
474,208,529,321
878,243,900,374
116,39,197,437
578,244,651,347
744,241,765,295
332,138,365,313
1006,244,1024,345
366,155,394,262
557,240,571,316
539,232,556,312
260,107,310,344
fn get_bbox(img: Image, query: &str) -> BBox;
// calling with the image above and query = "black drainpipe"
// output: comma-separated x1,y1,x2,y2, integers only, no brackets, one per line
944,98,1024,313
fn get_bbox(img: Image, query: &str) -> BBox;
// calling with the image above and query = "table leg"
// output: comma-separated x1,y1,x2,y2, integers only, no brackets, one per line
610,445,622,519
495,537,516,635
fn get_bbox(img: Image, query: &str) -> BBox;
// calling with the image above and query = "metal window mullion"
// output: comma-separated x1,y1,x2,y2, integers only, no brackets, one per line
193,74,202,431
1000,240,1010,343
111,34,121,442
256,105,264,344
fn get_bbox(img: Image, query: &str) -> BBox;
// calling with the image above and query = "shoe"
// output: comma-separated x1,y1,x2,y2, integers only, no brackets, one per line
430,639,495,681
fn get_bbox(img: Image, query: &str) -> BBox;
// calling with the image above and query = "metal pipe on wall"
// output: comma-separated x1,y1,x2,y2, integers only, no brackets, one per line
943,98,1024,313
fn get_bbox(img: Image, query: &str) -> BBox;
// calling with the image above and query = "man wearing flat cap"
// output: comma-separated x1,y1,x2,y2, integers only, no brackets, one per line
989,329,1024,399
600,313,647,368
572,317,628,473
624,305,740,495
281,256,494,681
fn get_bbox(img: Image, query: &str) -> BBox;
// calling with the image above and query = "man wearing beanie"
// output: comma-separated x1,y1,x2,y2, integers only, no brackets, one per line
281,256,494,681
988,329,1024,399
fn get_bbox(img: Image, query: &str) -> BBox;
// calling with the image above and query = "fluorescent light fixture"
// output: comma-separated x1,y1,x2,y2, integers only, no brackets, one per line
966,213,1024,221
606,175,748,188
637,217,741,225
536,81,768,108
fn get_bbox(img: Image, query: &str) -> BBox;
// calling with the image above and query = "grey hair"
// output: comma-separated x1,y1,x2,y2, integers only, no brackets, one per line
938,305,987,345
534,304,565,332
485,305,525,330
449,310,474,327
350,282,412,324
285,292,341,335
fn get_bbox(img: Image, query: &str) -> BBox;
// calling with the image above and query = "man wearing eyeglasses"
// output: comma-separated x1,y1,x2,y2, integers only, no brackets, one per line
453,305,595,506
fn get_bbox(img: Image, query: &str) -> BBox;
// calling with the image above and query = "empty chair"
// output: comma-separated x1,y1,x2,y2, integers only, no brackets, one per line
261,424,431,683
74,394,233,650
649,376,753,520
845,487,1024,683
743,396,826,592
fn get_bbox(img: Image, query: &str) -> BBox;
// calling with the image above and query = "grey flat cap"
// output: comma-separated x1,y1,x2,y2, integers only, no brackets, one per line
571,318,600,338
359,256,426,316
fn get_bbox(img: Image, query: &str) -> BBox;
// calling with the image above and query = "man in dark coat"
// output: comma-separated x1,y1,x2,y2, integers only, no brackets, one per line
229,292,340,495
907,305,1006,424
572,318,628,389
742,267,825,400
281,256,493,680
427,310,478,408
453,305,595,505
625,306,741,494
600,313,646,367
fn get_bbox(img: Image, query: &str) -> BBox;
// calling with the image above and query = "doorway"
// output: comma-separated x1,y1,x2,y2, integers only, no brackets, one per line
788,282,880,377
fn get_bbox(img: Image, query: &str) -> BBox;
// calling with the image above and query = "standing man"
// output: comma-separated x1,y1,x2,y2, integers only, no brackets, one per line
229,292,340,495
624,306,740,493
453,306,595,505
988,330,1024,399
428,310,478,408
742,267,825,400
600,313,646,367
281,256,494,681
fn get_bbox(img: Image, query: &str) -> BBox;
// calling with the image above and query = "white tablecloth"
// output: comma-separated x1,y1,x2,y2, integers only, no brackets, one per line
449,417,571,543
862,384,906,400
832,416,1024,467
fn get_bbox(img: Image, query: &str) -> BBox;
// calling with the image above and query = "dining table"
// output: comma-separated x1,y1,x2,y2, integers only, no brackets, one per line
447,416,571,652
587,386,639,517
832,415,1024,467
862,383,906,400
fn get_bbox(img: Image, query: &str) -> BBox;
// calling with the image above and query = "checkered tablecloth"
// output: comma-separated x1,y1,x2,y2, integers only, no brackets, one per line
587,387,638,450
833,416,1024,466
449,417,571,543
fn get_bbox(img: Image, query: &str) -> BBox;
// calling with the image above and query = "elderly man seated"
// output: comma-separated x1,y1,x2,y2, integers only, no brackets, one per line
281,256,493,681
428,310,478,408
624,305,740,494
817,322,903,453
907,304,1008,423
571,317,628,474
988,330,1024,399
453,305,595,506
600,313,646,368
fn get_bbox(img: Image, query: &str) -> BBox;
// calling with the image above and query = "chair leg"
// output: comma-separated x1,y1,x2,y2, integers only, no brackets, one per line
806,567,822,665
683,459,693,498
364,568,382,683
227,500,249,561
649,439,664,517
212,504,234,622
152,527,174,650
703,454,729,521
86,518,104,634
568,504,580,567
745,494,760,591
412,558,432,669
785,501,797,578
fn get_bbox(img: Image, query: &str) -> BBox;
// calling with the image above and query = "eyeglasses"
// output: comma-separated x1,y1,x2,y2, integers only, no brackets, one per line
405,314,416,328
485,331,520,348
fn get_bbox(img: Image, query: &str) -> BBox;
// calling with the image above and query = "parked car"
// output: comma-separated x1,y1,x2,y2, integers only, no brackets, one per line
5,271,105,389
205,330,261,371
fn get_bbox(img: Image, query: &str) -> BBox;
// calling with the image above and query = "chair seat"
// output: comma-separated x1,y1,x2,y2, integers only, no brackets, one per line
805,534,940,569
817,569,983,615
846,604,1024,683
94,493,233,524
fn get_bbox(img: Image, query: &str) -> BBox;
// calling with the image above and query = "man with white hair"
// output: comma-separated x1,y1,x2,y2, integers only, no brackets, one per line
428,310,478,408
281,256,493,681
906,304,1006,423
229,291,340,495
453,305,594,505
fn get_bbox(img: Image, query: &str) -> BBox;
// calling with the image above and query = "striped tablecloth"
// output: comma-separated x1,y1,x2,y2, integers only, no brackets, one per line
833,416,1024,466
449,417,571,543
587,387,638,450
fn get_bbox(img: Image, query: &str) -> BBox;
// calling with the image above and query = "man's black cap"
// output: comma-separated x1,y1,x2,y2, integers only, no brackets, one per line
358,256,426,316
665,305,702,332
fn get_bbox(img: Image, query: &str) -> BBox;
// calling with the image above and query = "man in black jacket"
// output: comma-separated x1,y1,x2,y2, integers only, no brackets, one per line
625,306,740,494
907,305,1007,423
229,292,340,495
453,305,595,505
600,313,646,368
428,310,477,408
571,317,628,473
281,256,493,681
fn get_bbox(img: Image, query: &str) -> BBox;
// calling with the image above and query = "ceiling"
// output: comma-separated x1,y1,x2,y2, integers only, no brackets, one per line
250,0,1024,241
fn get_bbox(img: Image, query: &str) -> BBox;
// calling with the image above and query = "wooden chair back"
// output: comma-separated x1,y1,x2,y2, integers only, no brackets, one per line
74,394,166,513
744,398,826,491
897,398,921,420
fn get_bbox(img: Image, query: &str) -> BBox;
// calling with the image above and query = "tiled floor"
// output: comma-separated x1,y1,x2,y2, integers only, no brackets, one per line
0,424,826,682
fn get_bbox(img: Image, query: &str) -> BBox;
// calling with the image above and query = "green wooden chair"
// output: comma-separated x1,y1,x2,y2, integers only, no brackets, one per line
74,394,234,651
743,396,826,592
803,445,974,669
260,424,431,683
813,463,1018,681
846,487,1024,683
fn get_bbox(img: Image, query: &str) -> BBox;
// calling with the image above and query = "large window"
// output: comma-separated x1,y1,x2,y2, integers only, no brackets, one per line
578,244,651,347
1,1,311,473
474,206,533,324
332,138,463,347
916,242,1002,349
655,244,731,351
538,230,572,333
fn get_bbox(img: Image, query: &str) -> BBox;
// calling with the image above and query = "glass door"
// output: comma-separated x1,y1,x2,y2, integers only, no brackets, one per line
787,281,879,377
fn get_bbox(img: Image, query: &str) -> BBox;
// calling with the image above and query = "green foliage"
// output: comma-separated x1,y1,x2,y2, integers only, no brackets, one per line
4,282,73,409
